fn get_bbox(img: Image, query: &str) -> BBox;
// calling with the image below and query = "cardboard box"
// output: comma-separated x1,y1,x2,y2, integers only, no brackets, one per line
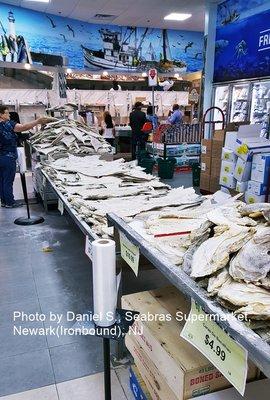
222,147,238,162
245,191,267,204
221,160,236,176
220,174,236,189
212,140,223,159
247,180,268,196
201,156,211,173
201,139,212,156
236,181,248,193
123,287,257,400
211,157,222,177
194,379,270,400
213,129,225,141
234,158,252,182
251,153,270,184
235,137,270,161
200,173,210,192
224,132,238,151
126,336,178,400
130,366,151,400
237,124,262,139
209,175,220,193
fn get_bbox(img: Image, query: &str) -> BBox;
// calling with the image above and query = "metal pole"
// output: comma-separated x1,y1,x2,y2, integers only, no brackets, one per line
20,173,30,219
152,86,155,113
103,338,112,400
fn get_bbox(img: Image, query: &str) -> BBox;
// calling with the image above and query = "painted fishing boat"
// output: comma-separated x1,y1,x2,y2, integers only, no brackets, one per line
82,28,187,73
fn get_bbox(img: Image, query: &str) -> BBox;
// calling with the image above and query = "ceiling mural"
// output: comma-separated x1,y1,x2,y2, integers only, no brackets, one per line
0,2,204,73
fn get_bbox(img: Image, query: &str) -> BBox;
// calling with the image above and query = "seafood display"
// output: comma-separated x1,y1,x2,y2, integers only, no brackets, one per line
130,196,270,324
33,120,270,326
31,119,113,159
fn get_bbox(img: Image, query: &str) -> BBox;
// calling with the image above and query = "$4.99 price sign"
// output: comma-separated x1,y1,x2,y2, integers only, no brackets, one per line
181,300,248,396
119,232,140,276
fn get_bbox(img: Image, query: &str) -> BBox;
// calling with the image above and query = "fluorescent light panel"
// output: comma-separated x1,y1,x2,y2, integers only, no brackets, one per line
23,0,50,3
164,13,192,21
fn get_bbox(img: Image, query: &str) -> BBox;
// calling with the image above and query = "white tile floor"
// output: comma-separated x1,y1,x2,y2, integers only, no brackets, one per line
0,368,134,400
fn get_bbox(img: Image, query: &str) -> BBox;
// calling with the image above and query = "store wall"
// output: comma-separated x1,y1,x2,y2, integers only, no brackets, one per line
0,2,204,74
214,0,270,82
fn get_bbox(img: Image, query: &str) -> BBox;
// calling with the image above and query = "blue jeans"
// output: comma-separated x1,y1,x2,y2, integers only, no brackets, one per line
0,155,16,206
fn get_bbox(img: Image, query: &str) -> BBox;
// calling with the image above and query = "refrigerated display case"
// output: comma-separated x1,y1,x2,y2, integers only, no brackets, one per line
230,83,251,123
213,85,230,129
250,81,270,124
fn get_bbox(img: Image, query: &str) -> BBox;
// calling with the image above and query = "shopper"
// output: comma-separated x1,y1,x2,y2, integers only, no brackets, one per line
0,105,49,208
146,105,158,131
103,111,115,146
167,104,183,125
129,102,147,160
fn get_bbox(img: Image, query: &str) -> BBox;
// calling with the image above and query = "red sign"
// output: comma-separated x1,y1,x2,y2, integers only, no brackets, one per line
149,69,156,79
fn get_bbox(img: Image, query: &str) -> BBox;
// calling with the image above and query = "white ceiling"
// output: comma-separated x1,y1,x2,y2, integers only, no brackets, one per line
3,0,207,31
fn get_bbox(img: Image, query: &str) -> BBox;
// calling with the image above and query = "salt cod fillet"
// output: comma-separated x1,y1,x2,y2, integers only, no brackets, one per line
190,226,255,278
229,226,270,283
207,269,232,297
218,282,270,308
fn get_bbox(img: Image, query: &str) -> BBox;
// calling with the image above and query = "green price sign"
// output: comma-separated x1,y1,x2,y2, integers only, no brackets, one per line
119,232,140,276
181,300,248,396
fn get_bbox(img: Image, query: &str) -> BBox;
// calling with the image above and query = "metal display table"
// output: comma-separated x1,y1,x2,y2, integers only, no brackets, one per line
41,169,98,241
115,127,132,154
107,212,270,379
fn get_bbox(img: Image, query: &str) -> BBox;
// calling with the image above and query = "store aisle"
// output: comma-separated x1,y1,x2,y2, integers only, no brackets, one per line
0,369,133,400
0,204,168,397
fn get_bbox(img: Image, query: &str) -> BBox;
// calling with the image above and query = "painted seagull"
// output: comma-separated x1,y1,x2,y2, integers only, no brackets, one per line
60,34,67,42
46,15,56,28
67,25,75,37
184,41,194,52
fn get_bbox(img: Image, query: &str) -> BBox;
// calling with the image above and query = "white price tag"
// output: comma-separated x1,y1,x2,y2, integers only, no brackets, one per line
201,162,206,172
181,301,248,396
119,231,140,276
85,236,93,261
58,199,64,215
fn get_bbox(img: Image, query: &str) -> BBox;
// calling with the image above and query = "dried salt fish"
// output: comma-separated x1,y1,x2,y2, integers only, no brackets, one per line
229,226,270,284
190,226,255,278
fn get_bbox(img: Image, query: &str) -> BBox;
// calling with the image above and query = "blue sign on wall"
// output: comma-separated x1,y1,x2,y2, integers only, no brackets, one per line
0,2,203,73
214,2,270,82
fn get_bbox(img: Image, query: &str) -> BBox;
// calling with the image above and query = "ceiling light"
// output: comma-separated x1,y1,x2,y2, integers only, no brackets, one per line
66,68,72,74
142,72,147,77
23,0,50,3
102,71,109,77
164,13,192,21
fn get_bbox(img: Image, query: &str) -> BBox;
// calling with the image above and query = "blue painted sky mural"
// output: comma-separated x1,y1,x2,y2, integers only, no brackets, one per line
214,0,270,82
0,2,204,73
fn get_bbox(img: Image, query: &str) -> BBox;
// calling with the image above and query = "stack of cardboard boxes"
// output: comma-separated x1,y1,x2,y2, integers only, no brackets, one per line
123,287,257,400
200,124,270,203
246,153,270,203
219,125,270,203
200,130,225,193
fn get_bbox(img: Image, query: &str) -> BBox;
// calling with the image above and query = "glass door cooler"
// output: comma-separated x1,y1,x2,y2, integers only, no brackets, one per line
213,85,230,129
250,81,270,124
230,83,251,123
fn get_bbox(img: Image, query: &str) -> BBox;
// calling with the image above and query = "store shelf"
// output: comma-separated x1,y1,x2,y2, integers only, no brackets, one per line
107,212,270,378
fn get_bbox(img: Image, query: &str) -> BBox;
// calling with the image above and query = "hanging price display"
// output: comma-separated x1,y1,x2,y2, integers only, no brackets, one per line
58,199,64,215
119,231,140,276
85,236,93,261
181,300,248,396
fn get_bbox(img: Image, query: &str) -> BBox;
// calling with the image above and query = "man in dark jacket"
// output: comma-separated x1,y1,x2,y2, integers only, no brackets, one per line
129,101,147,160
